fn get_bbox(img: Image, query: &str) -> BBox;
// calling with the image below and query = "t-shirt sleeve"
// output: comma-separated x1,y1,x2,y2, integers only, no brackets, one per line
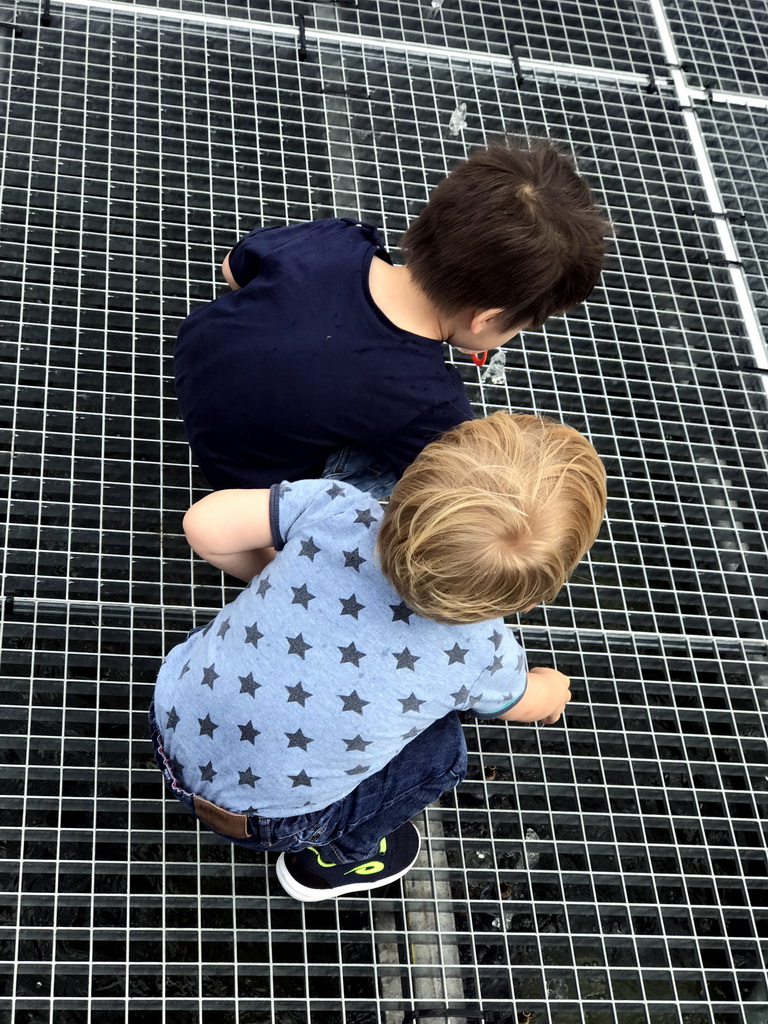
378,393,476,476
226,225,282,287
269,478,370,550
466,630,528,719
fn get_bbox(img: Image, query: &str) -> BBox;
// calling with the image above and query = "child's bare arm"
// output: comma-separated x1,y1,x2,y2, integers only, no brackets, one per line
222,251,241,290
183,489,274,582
497,667,572,725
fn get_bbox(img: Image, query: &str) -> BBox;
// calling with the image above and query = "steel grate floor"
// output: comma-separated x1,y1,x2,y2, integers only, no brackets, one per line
663,0,768,96
1,1,767,1022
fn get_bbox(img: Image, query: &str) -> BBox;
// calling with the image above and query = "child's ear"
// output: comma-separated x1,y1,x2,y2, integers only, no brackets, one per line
470,308,504,335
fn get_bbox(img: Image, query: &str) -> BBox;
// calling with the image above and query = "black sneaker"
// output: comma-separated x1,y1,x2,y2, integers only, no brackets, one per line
276,820,421,901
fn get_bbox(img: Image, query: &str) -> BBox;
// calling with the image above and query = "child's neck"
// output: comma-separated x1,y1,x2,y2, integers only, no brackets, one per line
368,258,449,341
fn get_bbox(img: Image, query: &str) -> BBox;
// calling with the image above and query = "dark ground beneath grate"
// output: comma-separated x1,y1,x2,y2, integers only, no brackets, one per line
1,1,767,1022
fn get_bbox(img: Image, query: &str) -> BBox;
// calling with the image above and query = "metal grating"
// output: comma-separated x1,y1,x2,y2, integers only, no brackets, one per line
1,1,767,1022
697,104,768,333
664,0,768,95
93,0,668,77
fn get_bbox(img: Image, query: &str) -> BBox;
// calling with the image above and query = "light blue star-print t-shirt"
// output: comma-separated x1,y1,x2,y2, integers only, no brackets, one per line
153,479,528,817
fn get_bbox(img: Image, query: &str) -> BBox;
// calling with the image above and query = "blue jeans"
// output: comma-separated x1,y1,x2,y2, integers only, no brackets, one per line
322,446,399,500
149,704,467,862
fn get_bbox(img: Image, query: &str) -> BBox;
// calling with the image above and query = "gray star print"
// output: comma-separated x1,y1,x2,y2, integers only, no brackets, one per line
343,735,372,752
199,761,217,783
201,664,219,689
244,622,264,648
398,692,426,713
166,707,180,730
393,647,420,671
256,576,272,599
489,630,504,650
202,621,214,637
286,633,312,658
239,721,260,744
390,601,414,624
339,642,366,667
326,483,345,499
343,548,366,571
198,713,218,738
345,764,370,776
339,594,365,619
445,642,468,665
451,685,471,707
291,583,315,609
285,680,312,705
169,757,185,781
516,652,526,673
401,726,419,741
278,484,292,498
299,537,321,561
487,655,504,675
239,672,261,697
179,661,190,679
354,508,376,528
238,767,260,788
289,769,313,788
339,690,370,715
286,728,313,751
217,618,231,639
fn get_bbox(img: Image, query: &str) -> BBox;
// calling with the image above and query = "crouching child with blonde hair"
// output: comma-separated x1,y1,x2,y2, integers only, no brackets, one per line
150,413,606,901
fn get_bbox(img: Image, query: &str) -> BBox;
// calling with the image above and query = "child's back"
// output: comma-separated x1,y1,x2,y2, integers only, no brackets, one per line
175,219,473,491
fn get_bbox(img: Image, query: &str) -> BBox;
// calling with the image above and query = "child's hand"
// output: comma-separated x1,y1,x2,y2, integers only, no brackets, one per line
529,666,572,724
498,665,572,724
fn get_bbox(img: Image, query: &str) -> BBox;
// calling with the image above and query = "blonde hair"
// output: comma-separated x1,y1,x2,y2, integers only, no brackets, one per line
376,412,607,624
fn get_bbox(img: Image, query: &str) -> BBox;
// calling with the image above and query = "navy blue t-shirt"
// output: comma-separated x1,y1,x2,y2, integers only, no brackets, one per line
174,219,474,490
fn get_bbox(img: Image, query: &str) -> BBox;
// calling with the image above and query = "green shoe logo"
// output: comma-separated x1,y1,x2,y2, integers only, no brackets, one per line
342,837,388,876
344,860,384,876
308,846,336,868
310,836,390,875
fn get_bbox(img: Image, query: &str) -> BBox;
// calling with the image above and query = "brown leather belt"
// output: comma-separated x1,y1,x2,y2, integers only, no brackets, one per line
194,795,252,840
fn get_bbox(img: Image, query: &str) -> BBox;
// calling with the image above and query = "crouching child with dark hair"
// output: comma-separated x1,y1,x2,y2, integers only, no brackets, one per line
150,413,607,901
175,137,610,495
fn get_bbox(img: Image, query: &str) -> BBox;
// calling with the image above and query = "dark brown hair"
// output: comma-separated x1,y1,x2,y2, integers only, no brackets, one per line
401,137,611,332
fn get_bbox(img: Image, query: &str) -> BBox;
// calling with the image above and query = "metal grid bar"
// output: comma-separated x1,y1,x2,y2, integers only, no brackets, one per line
1,2,767,1023
696,104,768,338
55,0,669,76
663,0,768,96
645,0,768,376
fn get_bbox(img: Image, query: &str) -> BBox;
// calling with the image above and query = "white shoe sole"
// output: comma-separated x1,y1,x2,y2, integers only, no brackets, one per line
275,830,421,902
